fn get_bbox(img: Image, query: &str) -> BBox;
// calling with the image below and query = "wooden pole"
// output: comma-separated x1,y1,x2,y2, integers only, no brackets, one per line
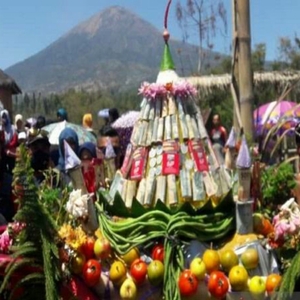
236,0,254,141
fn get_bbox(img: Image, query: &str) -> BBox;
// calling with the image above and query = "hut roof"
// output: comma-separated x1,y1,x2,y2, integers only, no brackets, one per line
183,71,300,95
0,69,22,94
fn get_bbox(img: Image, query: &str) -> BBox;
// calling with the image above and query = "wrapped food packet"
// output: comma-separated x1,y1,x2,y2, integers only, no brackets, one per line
142,100,151,120
196,113,208,139
171,114,179,140
202,171,218,197
157,117,164,142
191,117,200,139
125,180,137,208
179,114,189,140
167,174,178,206
168,94,176,115
236,137,252,201
149,101,155,120
120,144,133,177
151,117,159,143
162,97,168,117
155,98,162,118
109,171,125,200
180,169,192,200
139,98,147,119
186,114,195,140
164,115,172,140
155,176,167,204
192,172,205,202
130,121,141,146
146,119,154,146
140,121,149,146
136,178,146,205
144,173,156,207
121,179,128,202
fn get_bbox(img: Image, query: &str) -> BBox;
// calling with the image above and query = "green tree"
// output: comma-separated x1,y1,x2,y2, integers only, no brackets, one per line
251,43,266,71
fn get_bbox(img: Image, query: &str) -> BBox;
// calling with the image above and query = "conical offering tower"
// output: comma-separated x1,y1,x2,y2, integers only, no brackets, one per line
109,26,231,209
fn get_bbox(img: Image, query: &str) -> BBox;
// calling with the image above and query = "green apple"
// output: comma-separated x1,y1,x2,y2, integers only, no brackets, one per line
147,260,164,286
190,257,207,280
249,276,266,299
120,278,137,300
241,248,259,270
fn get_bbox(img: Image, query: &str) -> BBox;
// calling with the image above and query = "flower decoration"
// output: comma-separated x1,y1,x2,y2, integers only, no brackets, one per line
272,198,300,241
138,81,197,100
65,189,91,219
58,224,87,250
0,230,12,254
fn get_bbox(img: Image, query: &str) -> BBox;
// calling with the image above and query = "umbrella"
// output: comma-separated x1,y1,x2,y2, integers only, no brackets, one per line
111,111,139,158
253,100,300,136
42,120,97,145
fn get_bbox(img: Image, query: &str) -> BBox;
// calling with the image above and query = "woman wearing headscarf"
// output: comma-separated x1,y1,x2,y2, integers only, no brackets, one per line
55,128,80,188
82,113,96,138
14,114,24,133
57,108,68,122
0,110,18,173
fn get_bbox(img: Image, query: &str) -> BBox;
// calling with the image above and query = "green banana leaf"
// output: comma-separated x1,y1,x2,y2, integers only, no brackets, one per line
97,189,235,218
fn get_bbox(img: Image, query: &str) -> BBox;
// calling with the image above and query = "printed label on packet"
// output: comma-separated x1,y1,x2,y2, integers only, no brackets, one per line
130,147,148,180
188,140,209,172
120,144,134,176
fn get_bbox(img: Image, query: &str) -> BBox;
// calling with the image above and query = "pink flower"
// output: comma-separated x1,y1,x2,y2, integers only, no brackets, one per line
0,230,12,254
274,219,290,240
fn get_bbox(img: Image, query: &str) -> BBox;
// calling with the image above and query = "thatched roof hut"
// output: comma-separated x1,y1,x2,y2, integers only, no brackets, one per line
0,69,22,115
0,69,22,95
184,71,300,96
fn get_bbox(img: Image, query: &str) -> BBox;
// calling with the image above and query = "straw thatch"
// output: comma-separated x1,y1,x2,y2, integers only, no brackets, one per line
183,71,300,95
0,69,22,94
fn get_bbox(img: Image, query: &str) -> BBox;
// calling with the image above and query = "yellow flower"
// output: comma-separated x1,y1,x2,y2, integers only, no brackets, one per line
58,224,87,250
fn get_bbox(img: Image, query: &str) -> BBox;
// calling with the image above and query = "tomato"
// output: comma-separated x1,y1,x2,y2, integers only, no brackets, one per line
82,259,101,287
151,244,164,262
266,273,281,295
207,271,229,299
130,258,148,285
80,236,95,260
178,269,199,297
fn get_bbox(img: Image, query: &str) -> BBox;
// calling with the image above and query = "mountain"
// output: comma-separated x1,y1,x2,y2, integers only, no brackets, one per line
5,6,223,94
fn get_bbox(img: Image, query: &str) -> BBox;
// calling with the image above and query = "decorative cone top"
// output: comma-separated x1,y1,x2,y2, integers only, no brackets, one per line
225,127,236,149
236,136,252,168
160,30,175,72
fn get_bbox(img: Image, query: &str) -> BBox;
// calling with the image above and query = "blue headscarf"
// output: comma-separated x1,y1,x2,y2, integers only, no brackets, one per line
57,108,68,121
57,128,79,171
78,142,97,159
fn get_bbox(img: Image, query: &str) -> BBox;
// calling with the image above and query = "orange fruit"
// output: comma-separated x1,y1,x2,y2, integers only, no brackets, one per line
202,249,220,274
266,273,281,295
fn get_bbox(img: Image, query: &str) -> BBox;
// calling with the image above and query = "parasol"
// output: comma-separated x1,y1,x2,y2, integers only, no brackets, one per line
253,100,300,136
42,120,96,145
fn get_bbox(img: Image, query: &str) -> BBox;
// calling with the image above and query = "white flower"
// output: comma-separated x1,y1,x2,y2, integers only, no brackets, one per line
66,189,90,219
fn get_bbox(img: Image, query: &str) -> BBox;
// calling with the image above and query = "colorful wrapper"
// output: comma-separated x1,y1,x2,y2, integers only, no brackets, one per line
162,97,168,117
144,173,156,207
146,119,154,146
68,166,88,194
167,174,178,205
157,117,164,142
196,113,208,139
192,172,205,201
121,144,134,177
168,94,176,115
186,114,195,140
125,180,137,208
151,117,159,143
237,168,252,201
171,114,179,139
180,169,192,199
164,115,172,140
136,178,146,205
155,98,162,118
142,100,151,120
155,176,167,204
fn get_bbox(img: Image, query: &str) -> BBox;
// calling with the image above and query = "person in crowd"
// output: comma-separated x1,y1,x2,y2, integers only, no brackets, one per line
0,110,18,173
79,142,97,161
18,132,27,145
108,108,120,124
14,114,24,133
24,117,37,133
36,115,46,129
209,113,228,165
82,113,96,137
57,108,68,122
26,128,52,184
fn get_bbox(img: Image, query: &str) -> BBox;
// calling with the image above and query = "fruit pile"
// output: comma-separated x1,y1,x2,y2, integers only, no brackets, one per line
181,247,282,299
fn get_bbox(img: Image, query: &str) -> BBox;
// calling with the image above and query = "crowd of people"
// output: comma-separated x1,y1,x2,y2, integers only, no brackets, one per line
0,107,121,224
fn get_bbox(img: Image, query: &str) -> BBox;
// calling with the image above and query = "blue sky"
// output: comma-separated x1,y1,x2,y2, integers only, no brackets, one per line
0,0,299,69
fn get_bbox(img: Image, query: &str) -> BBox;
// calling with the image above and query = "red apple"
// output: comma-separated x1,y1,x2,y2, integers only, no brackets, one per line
94,237,111,260
80,236,95,260
130,258,147,285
